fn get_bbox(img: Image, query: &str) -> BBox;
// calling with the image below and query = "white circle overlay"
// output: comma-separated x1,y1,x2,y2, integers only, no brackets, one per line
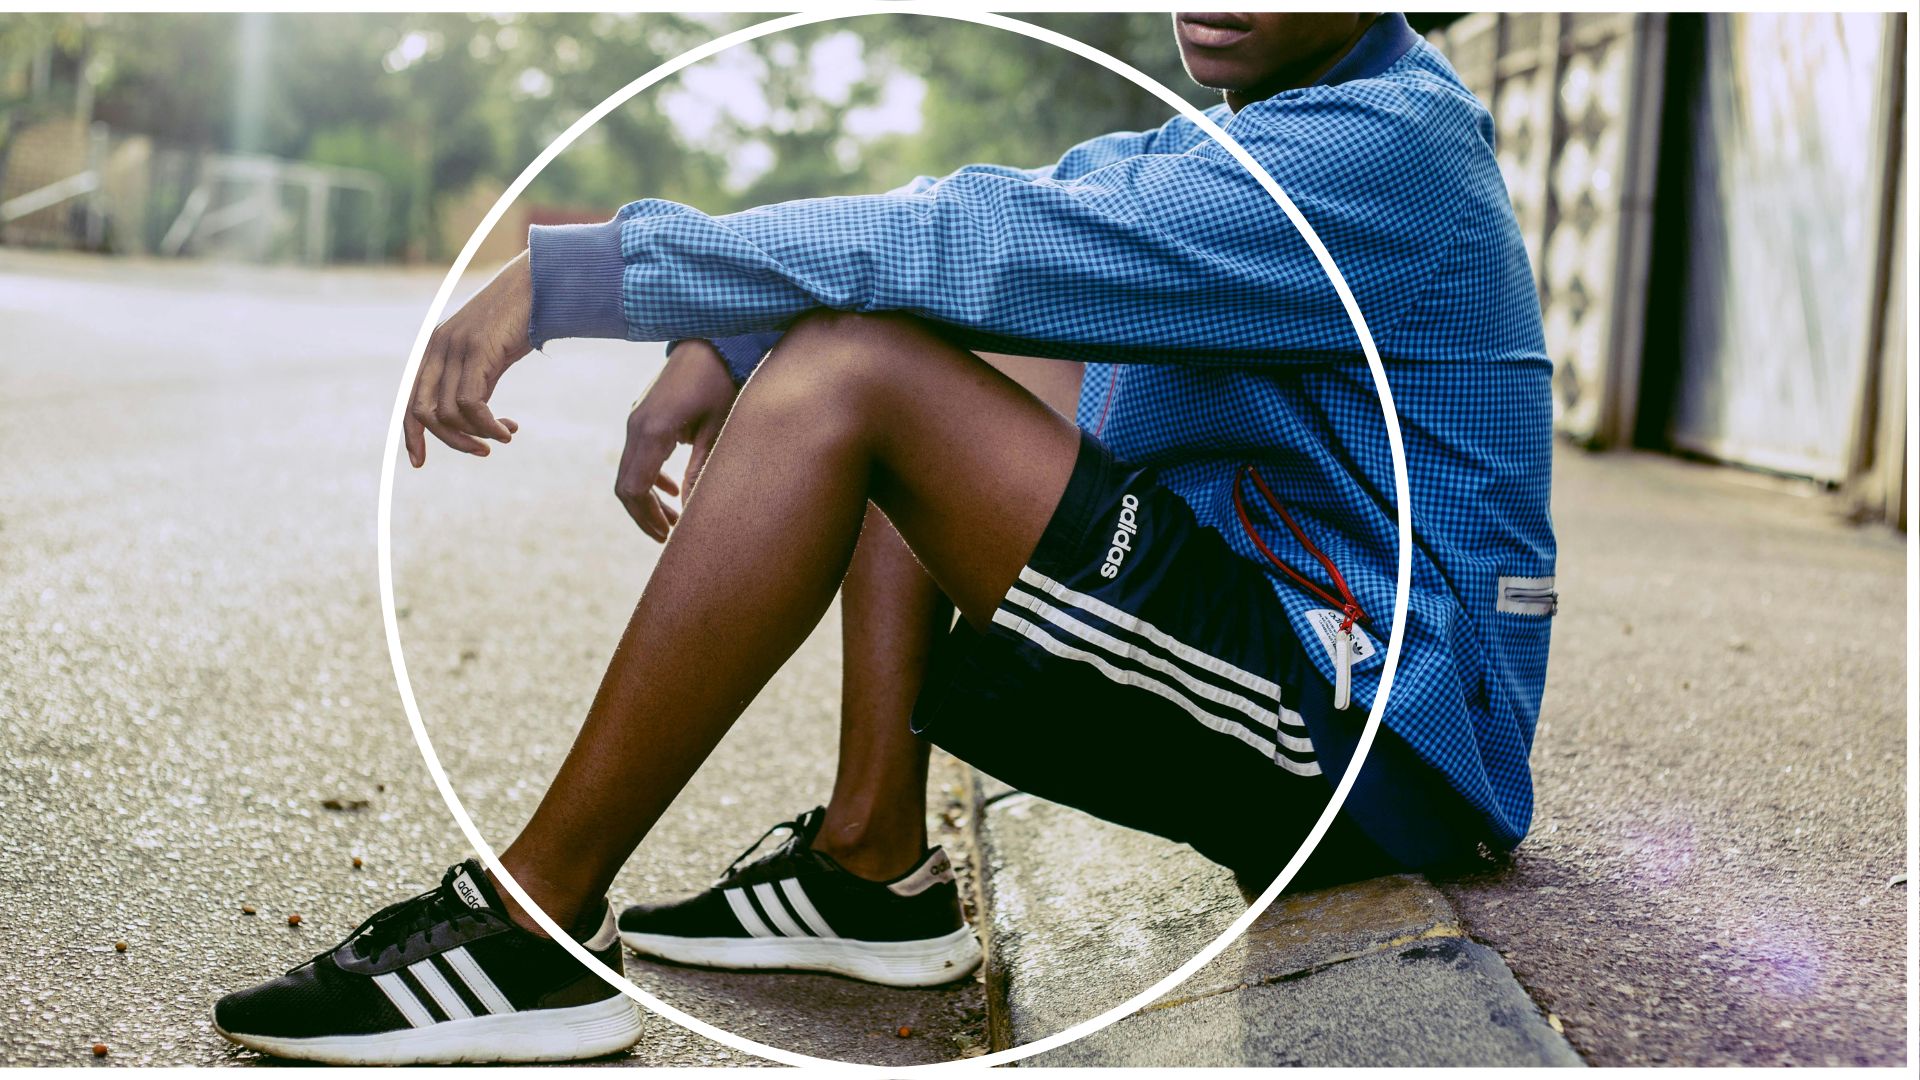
378,5,1414,1069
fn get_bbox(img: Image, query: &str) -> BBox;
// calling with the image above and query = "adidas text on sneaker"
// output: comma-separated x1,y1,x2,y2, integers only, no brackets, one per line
212,859,643,1064
619,807,982,988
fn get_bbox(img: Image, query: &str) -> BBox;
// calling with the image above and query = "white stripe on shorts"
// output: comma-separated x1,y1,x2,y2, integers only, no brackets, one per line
1003,584,1313,753
1017,566,1292,708
991,608,1321,777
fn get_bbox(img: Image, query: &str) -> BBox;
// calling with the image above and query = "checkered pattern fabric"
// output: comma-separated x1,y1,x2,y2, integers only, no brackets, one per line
528,16,1555,848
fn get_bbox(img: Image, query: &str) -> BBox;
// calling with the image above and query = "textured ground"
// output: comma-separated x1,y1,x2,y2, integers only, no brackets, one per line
1434,448,1908,1067
0,252,1907,1067
977,793,1581,1067
0,252,984,1066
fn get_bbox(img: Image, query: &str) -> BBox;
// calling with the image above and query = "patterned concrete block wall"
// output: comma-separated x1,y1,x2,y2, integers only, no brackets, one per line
1431,14,1668,447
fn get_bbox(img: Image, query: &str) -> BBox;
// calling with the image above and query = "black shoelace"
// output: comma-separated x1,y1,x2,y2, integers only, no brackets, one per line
297,865,490,972
718,810,822,883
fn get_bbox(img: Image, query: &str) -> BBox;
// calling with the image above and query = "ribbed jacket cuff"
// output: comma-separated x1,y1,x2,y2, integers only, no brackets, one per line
665,331,784,386
526,218,627,347
711,331,785,384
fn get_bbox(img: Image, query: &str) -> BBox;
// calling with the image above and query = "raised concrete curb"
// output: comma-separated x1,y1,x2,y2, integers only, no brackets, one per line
975,789,1582,1067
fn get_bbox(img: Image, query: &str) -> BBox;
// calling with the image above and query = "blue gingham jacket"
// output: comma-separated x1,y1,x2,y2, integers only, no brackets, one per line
526,14,1555,848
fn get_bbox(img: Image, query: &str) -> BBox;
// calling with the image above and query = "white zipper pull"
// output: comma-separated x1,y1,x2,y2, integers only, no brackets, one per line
1333,623,1353,711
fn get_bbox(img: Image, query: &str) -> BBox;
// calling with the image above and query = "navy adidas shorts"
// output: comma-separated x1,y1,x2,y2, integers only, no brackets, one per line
913,433,1483,885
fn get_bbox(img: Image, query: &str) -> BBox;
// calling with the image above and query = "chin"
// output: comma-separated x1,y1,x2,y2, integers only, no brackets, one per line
1179,58,1258,95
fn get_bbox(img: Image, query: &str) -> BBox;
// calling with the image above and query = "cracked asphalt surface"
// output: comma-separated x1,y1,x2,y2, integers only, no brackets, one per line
0,252,984,1066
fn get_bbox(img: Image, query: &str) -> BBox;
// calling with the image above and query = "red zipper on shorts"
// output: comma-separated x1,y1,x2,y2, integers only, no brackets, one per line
1231,463,1368,713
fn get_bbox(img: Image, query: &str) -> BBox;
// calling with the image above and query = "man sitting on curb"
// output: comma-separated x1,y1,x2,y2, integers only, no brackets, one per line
214,12,1555,1064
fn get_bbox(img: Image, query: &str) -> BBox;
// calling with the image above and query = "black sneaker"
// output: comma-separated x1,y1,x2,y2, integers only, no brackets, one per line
618,807,981,987
212,859,643,1064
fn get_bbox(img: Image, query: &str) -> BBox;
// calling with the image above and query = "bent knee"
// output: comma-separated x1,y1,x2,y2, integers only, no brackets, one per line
755,311,950,398
775,310,941,361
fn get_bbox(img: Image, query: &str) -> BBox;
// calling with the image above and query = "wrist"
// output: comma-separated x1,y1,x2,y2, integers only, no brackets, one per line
666,339,737,386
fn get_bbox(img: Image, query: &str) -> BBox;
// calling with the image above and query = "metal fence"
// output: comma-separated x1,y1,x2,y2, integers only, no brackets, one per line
0,115,387,263
1430,11,1905,526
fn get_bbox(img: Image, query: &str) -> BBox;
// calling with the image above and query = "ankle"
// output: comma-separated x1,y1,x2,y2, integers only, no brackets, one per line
814,809,927,882
488,858,586,939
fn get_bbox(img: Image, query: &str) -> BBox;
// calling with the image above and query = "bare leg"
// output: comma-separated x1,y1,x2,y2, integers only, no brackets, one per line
817,356,1084,882
816,506,946,880
497,313,1082,930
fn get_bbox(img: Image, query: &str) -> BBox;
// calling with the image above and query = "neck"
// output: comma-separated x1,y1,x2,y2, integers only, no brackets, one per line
1225,14,1380,112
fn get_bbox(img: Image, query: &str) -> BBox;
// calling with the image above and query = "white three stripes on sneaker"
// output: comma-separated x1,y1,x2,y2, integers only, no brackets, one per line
722,878,839,939
778,878,837,937
371,946,516,1029
995,566,1322,776
752,882,808,938
408,959,474,1021
442,947,515,1015
723,887,776,938
371,973,436,1029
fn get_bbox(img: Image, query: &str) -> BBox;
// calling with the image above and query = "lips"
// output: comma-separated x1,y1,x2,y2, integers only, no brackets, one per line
1178,12,1254,49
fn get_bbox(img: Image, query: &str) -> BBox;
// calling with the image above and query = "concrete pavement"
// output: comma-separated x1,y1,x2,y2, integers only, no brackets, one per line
1433,448,1908,1067
966,447,1906,1067
0,251,1907,1067
0,252,982,1066
974,790,1581,1066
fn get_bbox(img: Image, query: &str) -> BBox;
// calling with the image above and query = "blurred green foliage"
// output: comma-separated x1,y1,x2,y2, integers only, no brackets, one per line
1,12,1213,259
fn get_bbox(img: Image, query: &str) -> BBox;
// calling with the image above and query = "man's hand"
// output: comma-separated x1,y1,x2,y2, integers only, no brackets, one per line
405,251,534,468
616,340,737,541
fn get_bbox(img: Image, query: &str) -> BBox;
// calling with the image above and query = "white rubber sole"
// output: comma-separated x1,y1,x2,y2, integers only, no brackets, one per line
621,925,983,988
213,993,644,1065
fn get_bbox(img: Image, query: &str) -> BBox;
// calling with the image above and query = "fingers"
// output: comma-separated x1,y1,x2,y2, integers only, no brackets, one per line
410,340,485,460
618,485,675,542
408,332,521,468
615,423,677,542
619,470,682,542
405,345,446,468
452,353,514,442
428,347,492,458
404,407,426,469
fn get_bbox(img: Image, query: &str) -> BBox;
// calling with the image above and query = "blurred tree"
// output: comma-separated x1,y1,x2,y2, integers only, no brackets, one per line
48,13,234,146
491,12,729,211
0,13,95,114
671,13,1213,207
0,11,1232,258
897,13,1215,176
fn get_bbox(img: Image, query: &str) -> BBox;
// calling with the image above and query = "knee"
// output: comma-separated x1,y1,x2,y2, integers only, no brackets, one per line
783,309,933,352
754,311,938,402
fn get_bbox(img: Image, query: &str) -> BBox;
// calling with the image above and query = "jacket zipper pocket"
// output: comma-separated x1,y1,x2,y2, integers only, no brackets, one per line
1231,464,1369,717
